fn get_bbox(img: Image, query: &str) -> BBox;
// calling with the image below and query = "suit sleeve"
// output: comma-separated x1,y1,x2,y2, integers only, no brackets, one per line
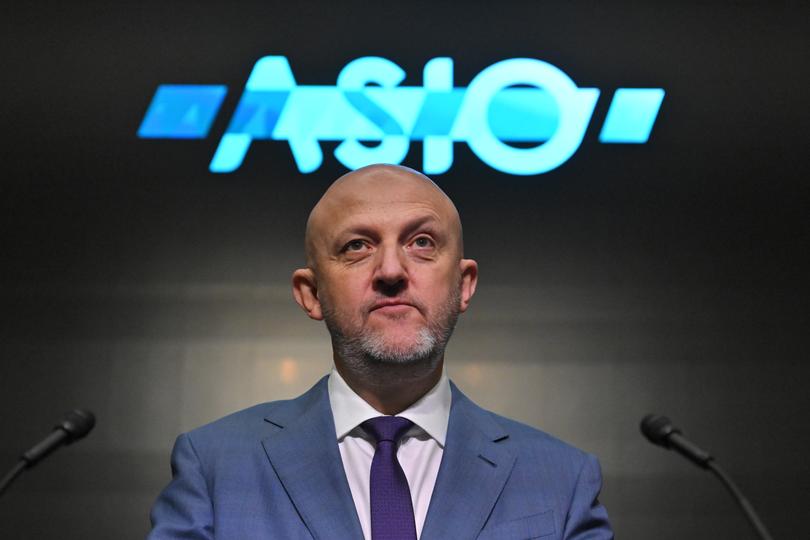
148,433,214,540
562,453,614,539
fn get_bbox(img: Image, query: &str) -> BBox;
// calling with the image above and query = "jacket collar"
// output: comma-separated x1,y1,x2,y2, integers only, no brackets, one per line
420,382,516,540
261,376,364,540
261,377,515,540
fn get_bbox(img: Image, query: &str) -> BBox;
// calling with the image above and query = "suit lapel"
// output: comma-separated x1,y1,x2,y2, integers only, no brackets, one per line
420,383,516,540
261,378,363,540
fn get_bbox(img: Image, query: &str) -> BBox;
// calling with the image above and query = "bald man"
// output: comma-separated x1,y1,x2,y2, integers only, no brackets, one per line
148,165,613,540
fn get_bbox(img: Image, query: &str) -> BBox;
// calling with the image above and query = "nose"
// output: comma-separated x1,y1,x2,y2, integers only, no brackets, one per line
372,243,408,296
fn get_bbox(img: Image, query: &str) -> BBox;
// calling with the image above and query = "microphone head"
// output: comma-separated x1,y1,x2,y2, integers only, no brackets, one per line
640,414,680,448
57,409,96,443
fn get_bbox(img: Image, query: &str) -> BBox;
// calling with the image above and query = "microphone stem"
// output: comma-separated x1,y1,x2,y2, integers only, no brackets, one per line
706,461,774,540
0,460,27,499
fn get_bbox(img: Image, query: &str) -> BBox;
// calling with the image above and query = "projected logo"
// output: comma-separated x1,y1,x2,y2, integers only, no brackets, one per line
138,56,664,175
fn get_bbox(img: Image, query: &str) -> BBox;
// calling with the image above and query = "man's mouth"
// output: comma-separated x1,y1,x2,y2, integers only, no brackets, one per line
370,299,416,314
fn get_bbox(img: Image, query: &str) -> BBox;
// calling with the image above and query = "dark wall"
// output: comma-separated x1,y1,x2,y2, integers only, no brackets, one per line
1,1,808,538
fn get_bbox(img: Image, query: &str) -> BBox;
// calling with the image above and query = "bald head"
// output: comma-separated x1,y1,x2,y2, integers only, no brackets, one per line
305,164,463,268
292,164,479,411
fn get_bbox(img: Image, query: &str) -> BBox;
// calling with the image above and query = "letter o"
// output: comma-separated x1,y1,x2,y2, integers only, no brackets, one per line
462,58,598,175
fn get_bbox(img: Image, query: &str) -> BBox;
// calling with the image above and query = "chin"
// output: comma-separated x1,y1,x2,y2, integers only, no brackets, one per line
361,328,438,365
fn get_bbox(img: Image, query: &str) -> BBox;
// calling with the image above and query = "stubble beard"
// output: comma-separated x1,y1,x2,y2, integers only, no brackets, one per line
322,285,461,384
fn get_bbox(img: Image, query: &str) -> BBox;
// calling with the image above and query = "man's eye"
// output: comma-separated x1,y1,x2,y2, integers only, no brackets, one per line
344,239,366,251
412,236,434,248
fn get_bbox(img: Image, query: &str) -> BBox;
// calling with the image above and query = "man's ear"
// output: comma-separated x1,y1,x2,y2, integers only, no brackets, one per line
458,258,478,312
292,268,324,320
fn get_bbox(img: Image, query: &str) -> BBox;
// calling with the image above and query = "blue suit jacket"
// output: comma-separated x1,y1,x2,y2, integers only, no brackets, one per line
148,377,613,539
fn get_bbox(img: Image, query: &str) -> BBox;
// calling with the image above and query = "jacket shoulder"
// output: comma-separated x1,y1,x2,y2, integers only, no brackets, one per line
489,410,590,461
451,382,592,466
183,376,328,449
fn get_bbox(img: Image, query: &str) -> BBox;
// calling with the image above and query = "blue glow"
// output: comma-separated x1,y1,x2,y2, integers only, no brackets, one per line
334,57,412,170
599,88,665,143
411,92,463,137
139,56,665,175
245,56,296,91
487,89,558,141
456,58,599,175
209,133,252,173
422,57,454,173
138,85,226,139
225,91,288,135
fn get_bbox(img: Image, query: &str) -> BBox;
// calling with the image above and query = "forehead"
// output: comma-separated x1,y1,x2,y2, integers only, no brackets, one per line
316,172,455,228
330,198,445,233
304,166,463,260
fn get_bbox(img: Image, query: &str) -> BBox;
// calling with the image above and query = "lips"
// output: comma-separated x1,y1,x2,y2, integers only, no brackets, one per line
369,299,415,312
371,300,414,311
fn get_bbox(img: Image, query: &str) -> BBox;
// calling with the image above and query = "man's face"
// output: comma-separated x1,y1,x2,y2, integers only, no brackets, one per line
295,168,477,368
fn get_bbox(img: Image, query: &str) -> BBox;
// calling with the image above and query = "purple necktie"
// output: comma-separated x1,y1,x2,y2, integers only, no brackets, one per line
362,416,417,540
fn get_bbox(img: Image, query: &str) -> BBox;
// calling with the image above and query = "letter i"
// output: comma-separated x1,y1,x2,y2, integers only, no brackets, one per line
423,58,454,174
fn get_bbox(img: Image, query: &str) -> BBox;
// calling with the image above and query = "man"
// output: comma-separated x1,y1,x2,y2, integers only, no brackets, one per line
148,164,613,539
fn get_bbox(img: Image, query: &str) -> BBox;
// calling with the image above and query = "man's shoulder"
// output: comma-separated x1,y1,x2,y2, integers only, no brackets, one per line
451,382,592,464
490,408,589,459
182,376,329,447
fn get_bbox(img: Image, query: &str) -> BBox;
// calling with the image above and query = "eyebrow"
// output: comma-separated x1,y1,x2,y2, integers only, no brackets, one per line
331,214,443,251
398,215,441,241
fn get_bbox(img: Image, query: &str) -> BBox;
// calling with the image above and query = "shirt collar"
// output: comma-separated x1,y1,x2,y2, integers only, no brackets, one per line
327,367,451,447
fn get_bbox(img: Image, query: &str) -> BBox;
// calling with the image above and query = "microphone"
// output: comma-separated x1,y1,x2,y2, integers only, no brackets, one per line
0,409,96,498
640,414,774,540
640,414,712,468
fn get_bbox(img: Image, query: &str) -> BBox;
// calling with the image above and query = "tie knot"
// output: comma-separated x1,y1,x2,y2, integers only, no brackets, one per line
362,416,413,444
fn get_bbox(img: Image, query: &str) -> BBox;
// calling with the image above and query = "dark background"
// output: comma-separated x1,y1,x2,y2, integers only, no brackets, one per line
1,1,808,538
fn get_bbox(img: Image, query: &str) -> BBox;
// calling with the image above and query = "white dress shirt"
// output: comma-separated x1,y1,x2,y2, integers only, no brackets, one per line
327,368,451,540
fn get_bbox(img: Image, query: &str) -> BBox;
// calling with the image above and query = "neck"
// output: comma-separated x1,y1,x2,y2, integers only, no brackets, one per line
334,357,444,415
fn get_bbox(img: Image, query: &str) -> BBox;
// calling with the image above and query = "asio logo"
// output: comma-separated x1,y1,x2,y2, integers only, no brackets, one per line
138,56,664,175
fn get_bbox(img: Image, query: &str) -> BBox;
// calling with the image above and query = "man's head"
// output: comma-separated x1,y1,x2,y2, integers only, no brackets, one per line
292,164,477,383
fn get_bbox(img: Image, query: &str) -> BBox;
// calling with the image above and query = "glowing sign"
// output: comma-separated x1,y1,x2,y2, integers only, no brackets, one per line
138,56,664,175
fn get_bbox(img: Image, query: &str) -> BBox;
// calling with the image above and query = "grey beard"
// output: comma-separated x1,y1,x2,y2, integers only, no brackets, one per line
322,286,461,379
331,325,439,367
